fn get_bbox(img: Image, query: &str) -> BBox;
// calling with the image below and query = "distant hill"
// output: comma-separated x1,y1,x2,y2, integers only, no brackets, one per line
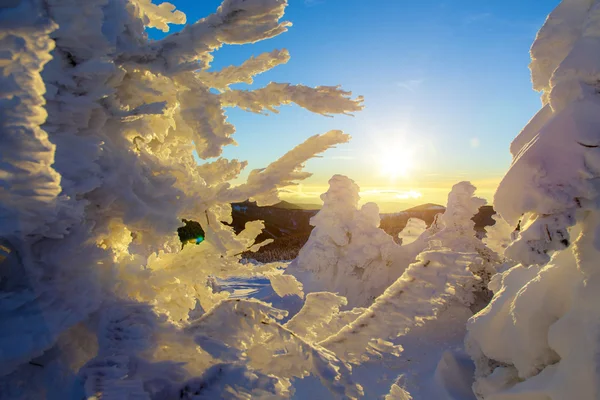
402,203,446,213
272,200,322,210
296,203,322,210
274,201,448,213
222,200,497,263
229,200,317,241
272,200,304,210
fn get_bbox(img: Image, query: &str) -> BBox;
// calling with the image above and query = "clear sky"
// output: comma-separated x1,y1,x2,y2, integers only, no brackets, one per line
149,0,560,212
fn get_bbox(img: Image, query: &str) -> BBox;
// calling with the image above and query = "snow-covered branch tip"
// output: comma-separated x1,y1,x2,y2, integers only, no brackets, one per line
132,0,186,32
220,83,365,116
126,0,291,73
197,49,291,91
321,250,482,364
186,298,364,398
223,130,351,206
285,292,365,343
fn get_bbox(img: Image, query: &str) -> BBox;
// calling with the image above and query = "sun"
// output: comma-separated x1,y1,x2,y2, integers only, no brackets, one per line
379,147,414,179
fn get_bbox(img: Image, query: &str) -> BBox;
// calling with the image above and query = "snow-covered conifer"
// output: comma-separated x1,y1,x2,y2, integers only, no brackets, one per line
0,0,364,397
287,175,424,307
467,1,600,398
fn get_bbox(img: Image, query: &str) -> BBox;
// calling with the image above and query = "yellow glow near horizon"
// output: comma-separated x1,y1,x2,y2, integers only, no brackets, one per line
395,190,422,200
278,175,502,213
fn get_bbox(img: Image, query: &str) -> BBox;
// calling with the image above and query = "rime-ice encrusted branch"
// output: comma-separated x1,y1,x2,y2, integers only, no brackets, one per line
197,49,291,91
0,0,61,237
132,0,186,32
196,158,248,186
175,72,237,158
224,130,351,206
186,299,364,398
285,292,365,343
175,363,286,399
264,271,305,298
385,383,414,400
123,0,291,74
321,249,482,364
220,82,365,116
79,301,187,399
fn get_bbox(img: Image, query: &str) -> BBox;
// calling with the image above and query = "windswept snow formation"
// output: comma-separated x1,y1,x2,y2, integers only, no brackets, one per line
286,175,431,308
467,1,600,399
321,248,483,363
0,0,364,397
429,182,486,252
315,182,497,364
288,179,497,315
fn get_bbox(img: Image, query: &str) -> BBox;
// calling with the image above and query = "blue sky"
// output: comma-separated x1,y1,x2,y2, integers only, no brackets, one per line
149,0,560,211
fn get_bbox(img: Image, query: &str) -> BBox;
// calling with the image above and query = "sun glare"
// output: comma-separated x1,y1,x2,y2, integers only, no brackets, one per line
379,147,414,179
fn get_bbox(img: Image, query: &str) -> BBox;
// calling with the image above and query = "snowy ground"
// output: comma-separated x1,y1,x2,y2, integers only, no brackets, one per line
221,274,476,400
220,274,303,323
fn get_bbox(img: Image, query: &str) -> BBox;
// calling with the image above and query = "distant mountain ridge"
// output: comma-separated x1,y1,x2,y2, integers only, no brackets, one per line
402,203,446,213
228,200,496,263
275,201,448,213
272,200,322,210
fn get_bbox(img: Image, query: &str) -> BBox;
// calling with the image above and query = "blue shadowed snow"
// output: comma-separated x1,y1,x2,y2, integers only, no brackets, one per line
219,275,303,322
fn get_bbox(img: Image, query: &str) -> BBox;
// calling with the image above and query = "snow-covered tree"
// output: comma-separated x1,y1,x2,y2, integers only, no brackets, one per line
286,175,429,308
427,182,500,303
428,182,486,251
0,0,365,397
467,1,600,398
311,181,498,365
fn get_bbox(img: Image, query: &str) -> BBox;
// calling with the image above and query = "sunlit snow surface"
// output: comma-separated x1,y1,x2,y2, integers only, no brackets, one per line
220,270,477,399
